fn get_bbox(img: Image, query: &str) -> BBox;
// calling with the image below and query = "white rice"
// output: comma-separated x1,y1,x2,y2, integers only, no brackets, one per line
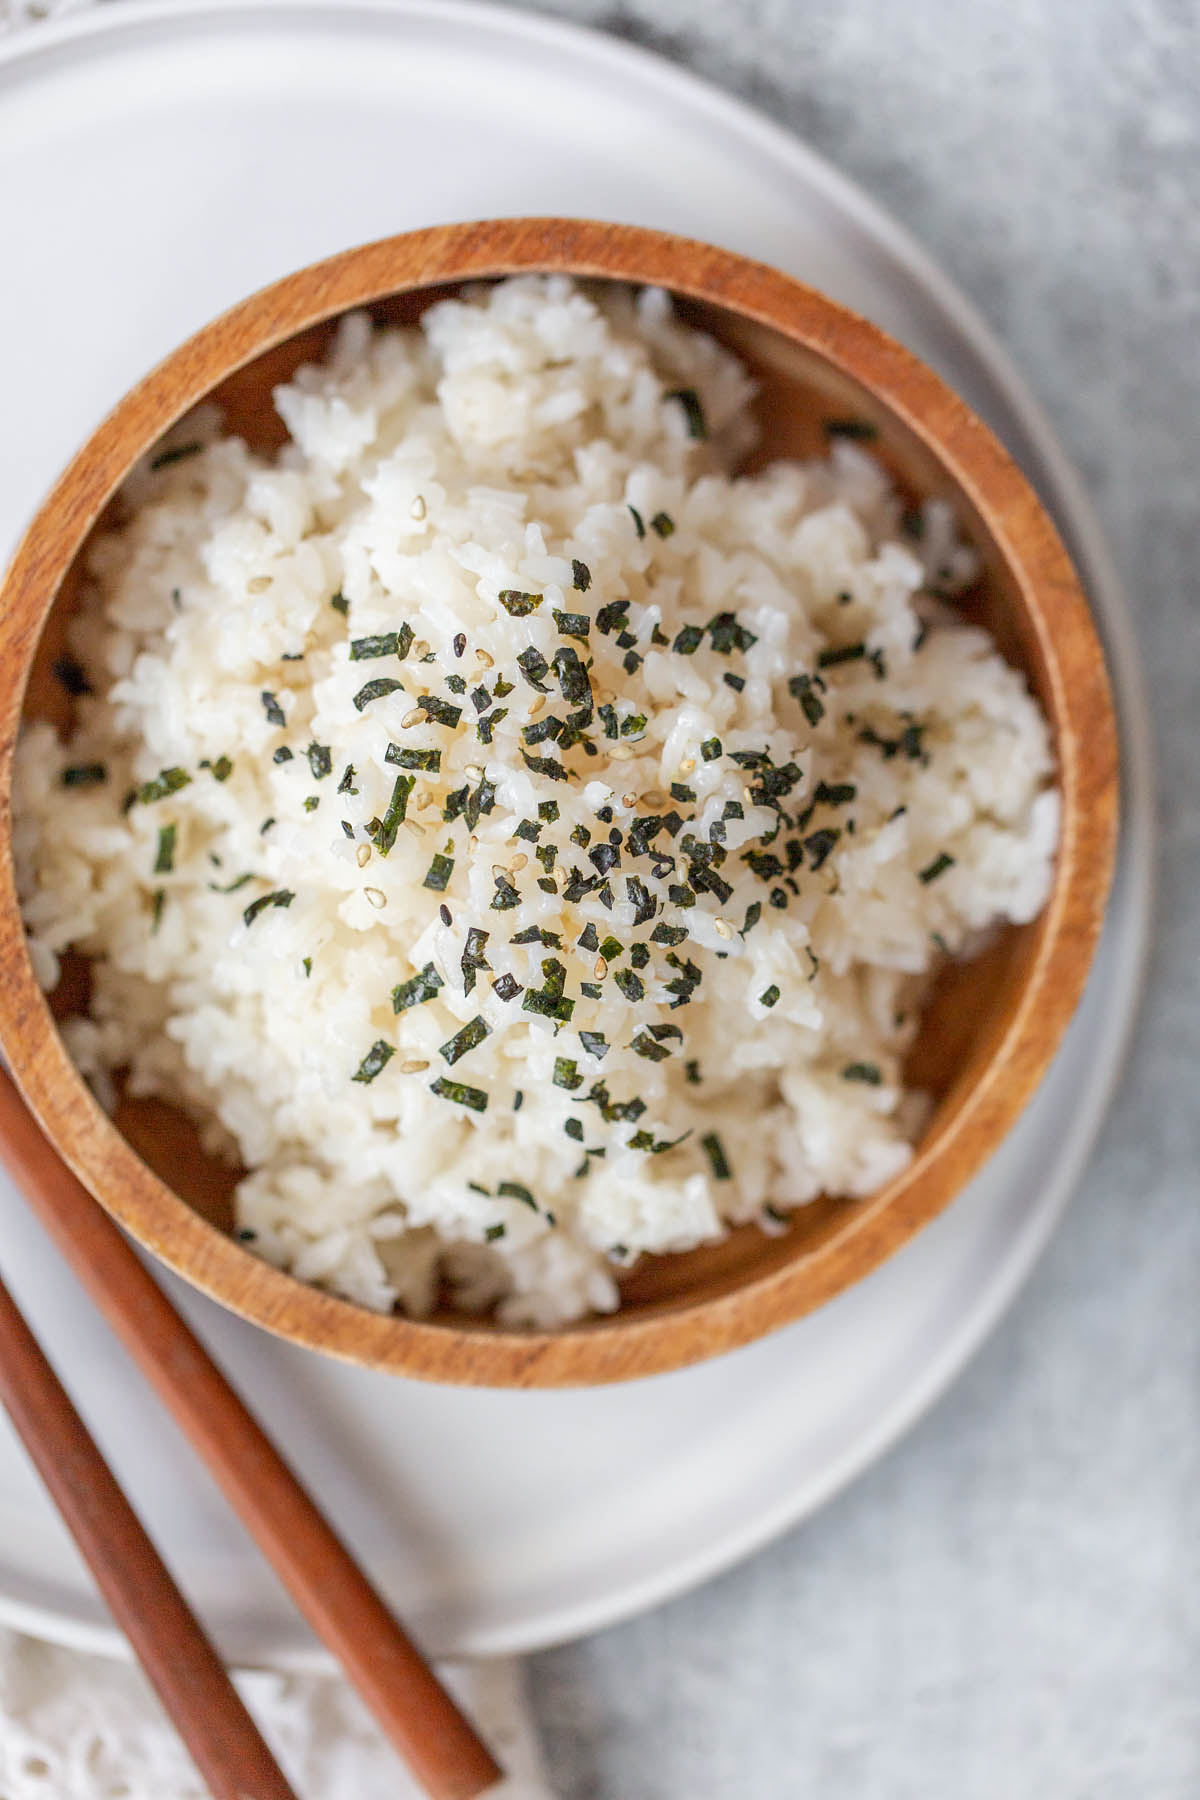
13,276,1059,1328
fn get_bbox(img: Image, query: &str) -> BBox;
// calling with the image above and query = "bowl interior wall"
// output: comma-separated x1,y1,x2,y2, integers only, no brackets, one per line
24,280,1053,1331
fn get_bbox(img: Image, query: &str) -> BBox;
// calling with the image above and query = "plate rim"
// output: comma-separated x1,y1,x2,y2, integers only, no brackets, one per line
0,0,1156,1666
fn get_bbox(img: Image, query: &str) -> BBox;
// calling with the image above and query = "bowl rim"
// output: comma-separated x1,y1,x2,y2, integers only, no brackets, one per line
0,217,1119,1386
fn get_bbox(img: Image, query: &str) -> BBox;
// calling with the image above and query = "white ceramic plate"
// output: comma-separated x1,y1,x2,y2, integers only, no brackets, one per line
0,0,1153,1667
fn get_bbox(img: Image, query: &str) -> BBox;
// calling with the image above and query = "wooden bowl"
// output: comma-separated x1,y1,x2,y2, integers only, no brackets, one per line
0,220,1118,1386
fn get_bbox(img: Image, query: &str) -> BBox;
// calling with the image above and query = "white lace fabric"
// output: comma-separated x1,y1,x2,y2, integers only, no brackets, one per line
0,4,553,1792
0,1629,550,1797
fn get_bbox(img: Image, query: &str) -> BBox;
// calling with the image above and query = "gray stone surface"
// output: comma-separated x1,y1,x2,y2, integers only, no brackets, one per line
522,3,1200,1796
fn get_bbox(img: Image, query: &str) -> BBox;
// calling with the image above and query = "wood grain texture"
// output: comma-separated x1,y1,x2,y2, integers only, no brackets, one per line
0,219,1119,1386
0,1273,300,1800
0,1070,503,1800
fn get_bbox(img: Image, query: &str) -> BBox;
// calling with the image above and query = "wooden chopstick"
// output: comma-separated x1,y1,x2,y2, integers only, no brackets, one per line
0,1070,503,1800
0,1271,300,1800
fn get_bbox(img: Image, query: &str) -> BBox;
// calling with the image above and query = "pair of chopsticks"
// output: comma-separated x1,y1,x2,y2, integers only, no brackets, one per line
0,1068,502,1800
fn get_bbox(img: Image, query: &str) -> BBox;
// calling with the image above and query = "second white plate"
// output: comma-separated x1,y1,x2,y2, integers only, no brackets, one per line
0,0,1152,1665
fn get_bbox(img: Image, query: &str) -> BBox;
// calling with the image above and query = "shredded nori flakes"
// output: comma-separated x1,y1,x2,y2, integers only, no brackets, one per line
521,748,570,782
153,824,176,874
803,828,841,871
553,609,590,641
672,624,703,655
613,968,644,1003
595,599,629,635
707,611,757,655
52,655,92,696
759,984,781,1009
553,1057,583,1091
477,708,508,745
330,591,350,616
386,744,440,773
440,1015,491,1066
498,1179,536,1208
823,417,878,440
350,631,406,661
273,746,293,763
370,773,414,855
392,963,444,1013
701,1132,731,1179
352,677,405,712
650,511,675,539
492,972,523,1002
461,926,490,994
788,673,825,727
243,889,294,927
649,922,688,947
918,852,956,885
420,854,452,892
464,774,497,833
517,646,551,692
491,872,521,910
666,387,707,439
817,642,866,669
418,695,463,728
351,1039,394,1083
150,441,203,470
61,763,107,787
260,690,286,727
136,767,191,805
430,1076,488,1111
627,504,645,539
842,1062,883,1084
497,590,542,617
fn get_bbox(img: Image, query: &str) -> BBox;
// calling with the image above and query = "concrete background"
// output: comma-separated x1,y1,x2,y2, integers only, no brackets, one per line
519,3,1200,1796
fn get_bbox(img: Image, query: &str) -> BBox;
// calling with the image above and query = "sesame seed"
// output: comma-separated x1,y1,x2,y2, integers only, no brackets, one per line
355,844,372,867
609,744,634,762
364,887,386,909
411,640,430,660
622,792,638,808
527,695,546,717
594,956,608,978
403,819,426,837
491,863,509,880
400,1058,429,1073
511,853,528,871
247,575,273,594
474,648,494,667
410,495,426,520
417,791,437,811
401,707,424,728
713,917,734,940
641,789,668,807
464,764,484,781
